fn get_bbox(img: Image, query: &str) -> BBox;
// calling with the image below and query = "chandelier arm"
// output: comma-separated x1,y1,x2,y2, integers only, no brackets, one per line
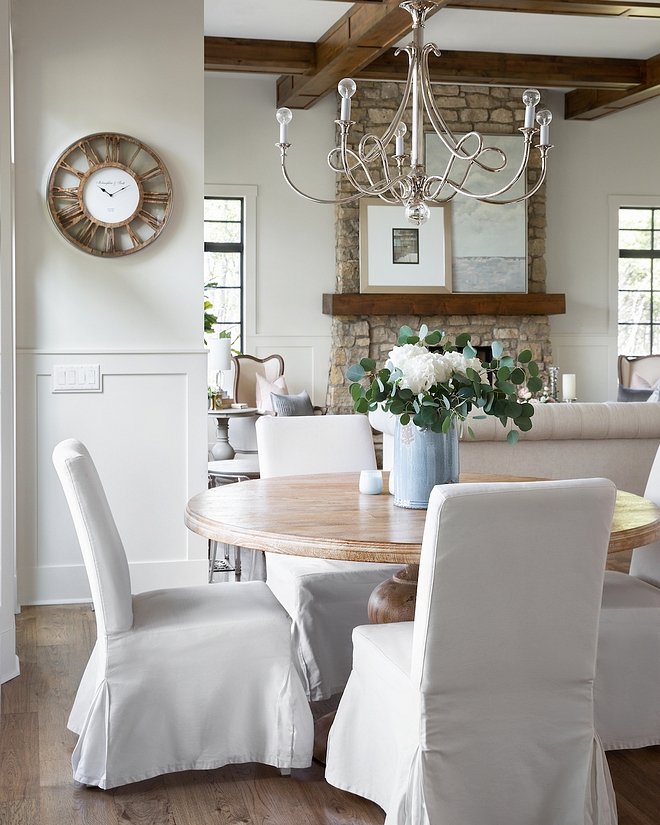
440,146,549,204
423,159,472,201
279,151,365,205
448,134,534,201
340,138,379,192
420,61,512,176
360,46,416,163
421,64,502,173
463,152,549,205
338,143,411,199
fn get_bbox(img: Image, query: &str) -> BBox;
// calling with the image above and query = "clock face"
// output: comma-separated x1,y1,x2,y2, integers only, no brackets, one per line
47,133,173,256
82,166,141,225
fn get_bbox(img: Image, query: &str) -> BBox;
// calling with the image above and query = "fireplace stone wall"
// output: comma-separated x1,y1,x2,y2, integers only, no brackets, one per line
326,81,553,416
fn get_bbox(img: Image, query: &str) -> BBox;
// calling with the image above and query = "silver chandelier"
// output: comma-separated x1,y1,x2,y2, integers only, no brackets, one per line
275,0,553,226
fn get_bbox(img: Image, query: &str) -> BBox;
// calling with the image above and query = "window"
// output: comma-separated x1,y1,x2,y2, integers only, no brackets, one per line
204,197,244,352
618,206,660,355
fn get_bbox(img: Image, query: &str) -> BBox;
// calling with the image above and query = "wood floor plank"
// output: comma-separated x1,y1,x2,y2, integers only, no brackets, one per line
165,767,254,825
40,785,121,825
225,763,322,825
614,793,659,825
0,713,40,800
293,763,385,825
5,602,660,825
36,604,96,651
2,609,38,716
36,644,87,788
607,747,660,823
0,799,39,825
112,777,175,825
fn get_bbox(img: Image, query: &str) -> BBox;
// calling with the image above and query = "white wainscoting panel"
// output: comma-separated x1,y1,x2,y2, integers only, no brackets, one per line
550,334,618,402
17,350,209,605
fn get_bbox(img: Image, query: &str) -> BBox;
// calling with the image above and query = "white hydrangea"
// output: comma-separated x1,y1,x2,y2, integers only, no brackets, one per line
388,343,484,395
387,343,438,394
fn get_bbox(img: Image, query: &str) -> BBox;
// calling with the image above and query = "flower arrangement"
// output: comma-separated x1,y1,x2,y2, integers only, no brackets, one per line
347,325,543,444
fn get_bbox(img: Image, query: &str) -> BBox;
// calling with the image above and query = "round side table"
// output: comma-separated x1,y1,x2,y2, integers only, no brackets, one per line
208,407,258,460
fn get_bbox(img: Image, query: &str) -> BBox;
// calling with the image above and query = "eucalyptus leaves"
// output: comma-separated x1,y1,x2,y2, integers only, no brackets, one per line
346,325,543,444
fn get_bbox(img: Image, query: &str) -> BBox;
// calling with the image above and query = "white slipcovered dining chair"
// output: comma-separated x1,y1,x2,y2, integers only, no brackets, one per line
326,479,618,825
255,414,401,701
52,438,313,789
595,444,660,749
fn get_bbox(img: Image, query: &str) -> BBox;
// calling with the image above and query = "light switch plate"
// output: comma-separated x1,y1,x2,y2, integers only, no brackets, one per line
52,364,102,393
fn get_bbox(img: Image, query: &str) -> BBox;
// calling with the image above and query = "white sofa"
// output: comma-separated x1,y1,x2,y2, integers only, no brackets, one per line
370,402,660,497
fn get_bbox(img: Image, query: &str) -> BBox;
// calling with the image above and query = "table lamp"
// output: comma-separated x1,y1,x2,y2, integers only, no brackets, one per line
208,337,232,397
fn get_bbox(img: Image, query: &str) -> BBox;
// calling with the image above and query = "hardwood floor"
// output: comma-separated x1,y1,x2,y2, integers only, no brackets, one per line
0,603,384,825
2,561,660,825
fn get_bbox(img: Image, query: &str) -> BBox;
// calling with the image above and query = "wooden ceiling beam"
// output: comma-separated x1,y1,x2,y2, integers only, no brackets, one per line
325,0,660,15
204,37,315,74
205,37,644,92
276,0,449,109
565,53,660,118
356,49,644,89
445,0,660,17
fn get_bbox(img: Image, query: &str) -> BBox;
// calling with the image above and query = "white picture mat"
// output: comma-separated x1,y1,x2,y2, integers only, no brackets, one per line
426,133,528,293
359,200,451,293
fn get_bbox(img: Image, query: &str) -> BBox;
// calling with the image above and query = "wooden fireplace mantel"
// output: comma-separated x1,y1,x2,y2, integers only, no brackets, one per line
322,293,566,317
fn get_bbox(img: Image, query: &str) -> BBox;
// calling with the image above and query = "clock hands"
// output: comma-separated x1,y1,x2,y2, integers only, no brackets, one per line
97,184,130,197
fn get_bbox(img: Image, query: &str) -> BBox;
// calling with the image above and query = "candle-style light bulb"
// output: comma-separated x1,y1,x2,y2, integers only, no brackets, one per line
276,107,293,144
337,77,356,121
394,122,407,156
536,109,553,145
522,88,541,128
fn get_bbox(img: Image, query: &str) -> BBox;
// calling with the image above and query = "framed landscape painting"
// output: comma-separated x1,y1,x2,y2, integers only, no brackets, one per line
359,198,452,293
425,133,527,293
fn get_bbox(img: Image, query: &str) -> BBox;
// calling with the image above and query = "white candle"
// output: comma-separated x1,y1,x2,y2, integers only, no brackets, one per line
524,105,535,129
562,374,576,400
340,97,351,121
359,469,383,495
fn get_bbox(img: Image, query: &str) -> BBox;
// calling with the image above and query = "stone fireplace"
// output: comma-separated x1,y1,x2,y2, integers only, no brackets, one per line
325,81,554,415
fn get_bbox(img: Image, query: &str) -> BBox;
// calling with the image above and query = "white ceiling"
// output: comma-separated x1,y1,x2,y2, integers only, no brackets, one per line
204,1,660,61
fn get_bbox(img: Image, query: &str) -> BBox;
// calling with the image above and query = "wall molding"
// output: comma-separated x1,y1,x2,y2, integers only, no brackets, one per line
17,350,208,606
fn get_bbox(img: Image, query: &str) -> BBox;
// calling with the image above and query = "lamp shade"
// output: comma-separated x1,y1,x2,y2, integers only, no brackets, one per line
208,337,232,372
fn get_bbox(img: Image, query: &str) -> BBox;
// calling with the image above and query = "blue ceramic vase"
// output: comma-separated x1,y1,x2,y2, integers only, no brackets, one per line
392,419,460,509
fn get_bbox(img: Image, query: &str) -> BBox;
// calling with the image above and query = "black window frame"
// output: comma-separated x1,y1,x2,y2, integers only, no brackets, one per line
618,206,660,356
204,196,244,353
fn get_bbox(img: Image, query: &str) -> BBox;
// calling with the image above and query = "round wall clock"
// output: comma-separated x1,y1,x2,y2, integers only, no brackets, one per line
47,133,173,257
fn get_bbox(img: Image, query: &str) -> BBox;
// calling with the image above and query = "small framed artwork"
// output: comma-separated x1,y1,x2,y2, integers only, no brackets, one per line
425,132,527,293
392,228,419,264
359,199,452,293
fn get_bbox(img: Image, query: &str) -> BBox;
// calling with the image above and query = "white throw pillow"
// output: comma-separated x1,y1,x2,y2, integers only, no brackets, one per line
647,386,660,403
255,373,288,413
632,372,660,391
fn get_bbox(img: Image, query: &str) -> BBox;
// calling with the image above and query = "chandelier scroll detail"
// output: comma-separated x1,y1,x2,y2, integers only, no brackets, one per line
275,0,553,226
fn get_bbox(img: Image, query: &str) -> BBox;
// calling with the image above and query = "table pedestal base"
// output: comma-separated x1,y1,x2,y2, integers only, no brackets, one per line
367,563,419,624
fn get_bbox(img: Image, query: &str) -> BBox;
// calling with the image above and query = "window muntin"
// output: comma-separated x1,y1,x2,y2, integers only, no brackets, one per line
204,197,243,351
618,206,660,355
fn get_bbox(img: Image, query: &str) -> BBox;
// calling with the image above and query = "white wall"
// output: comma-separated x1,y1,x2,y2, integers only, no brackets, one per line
545,91,660,401
0,0,18,683
204,73,336,405
13,0,208,605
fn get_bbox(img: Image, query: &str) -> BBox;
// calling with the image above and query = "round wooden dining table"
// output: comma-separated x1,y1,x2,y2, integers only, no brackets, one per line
185,471,660,623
